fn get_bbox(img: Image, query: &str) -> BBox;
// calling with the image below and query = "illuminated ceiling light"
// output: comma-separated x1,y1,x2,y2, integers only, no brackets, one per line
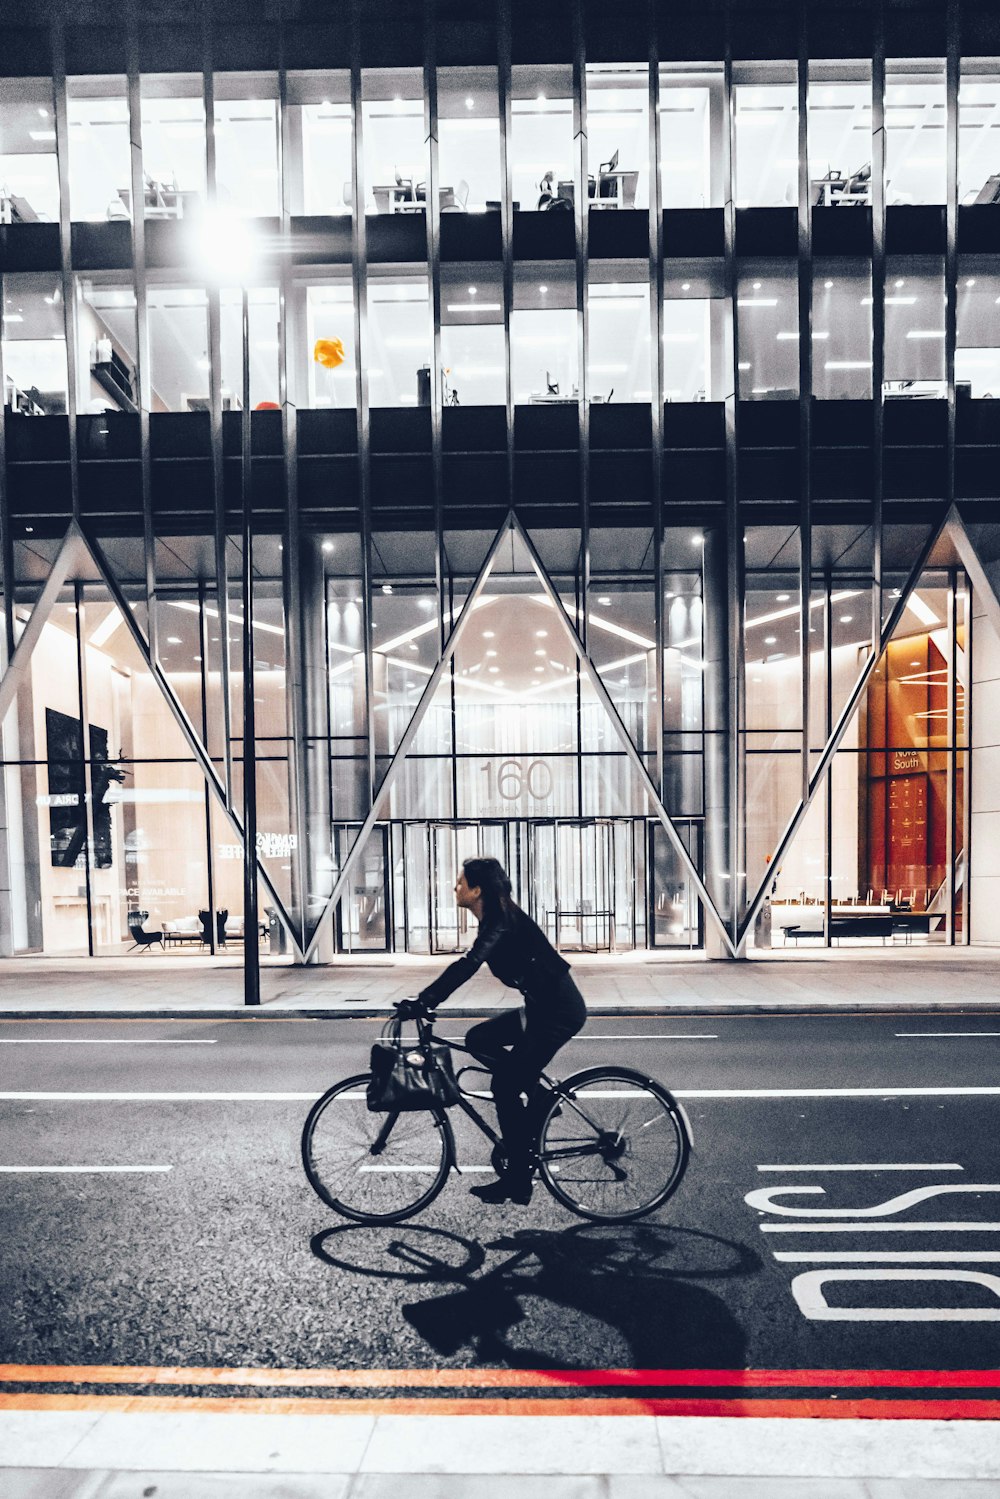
322,541,334,552
904,590,940,627
746,589,860,630
840,614,853,623
465,96,475,109
907,329,945,339
764,635,777,644
535,629,547,637
966,278,976,287
488,665,499,673
534,648,546,656
381,583,393,594
681,281,691,291
468,286,477,296
483,630,495,638
824,279,833,289
776,593,790,602
89,607,123,648
166,635,182,645
486,649,497,657
597,596,612,605
753,281,762,290
895,278,905,288
534,665,544,672
737,298,778,307
691,533,704,546
539,284,548,294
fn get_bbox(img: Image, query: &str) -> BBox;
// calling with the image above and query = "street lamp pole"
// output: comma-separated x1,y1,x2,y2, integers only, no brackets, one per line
242,283,260,1006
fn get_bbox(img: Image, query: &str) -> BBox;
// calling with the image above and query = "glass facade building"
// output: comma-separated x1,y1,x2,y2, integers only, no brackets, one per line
1,0,1000,969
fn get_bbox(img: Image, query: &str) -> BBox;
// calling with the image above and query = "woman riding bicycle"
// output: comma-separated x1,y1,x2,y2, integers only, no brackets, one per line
402,856,586,1205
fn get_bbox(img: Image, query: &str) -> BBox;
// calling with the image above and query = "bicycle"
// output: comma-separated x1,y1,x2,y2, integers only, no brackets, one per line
301,1000,692,1226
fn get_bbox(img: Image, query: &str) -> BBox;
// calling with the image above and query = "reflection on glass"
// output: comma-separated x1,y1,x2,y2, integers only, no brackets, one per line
441,266,504,405
362,69,426,215
883,255,945,397
659,65,724,208
67,76,131,222
512,265,576,402
147,283,209,412
0,77,59,223
140,75,206,221
220,285,279,409
286,72,352,215
295,276,356,408
438,66,501,212
960,64,1000,203
736,261,798,399
510,64,574,212
957,258,1000,396
76,277,138,414
2,272,68,415
366,273,430,406
807,66,872,207
886,60,946,204
587,277,649,403
812,260,872,398
585,63,648,209
213,74,280,217
733,66,797,207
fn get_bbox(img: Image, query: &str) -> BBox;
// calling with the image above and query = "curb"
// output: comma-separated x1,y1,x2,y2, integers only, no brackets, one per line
3,1002,1000,1021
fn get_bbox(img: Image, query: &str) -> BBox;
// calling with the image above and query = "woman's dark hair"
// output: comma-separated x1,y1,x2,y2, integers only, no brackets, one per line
462,856,516,924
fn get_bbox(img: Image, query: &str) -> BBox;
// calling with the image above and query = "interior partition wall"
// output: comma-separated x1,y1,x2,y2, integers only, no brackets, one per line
1,0,998,965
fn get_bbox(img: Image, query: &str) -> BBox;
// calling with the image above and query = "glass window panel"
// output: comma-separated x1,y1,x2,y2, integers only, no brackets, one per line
362,68,427,215
736,261,798,399
366,271,431,407
139,75,206,221
588,269,649,403
957,256,1000,397
733,65,797,207
286,71,352,215
959,62,1000,204
886,60,946,205
76,277,138,414
512,263,577,403
293,272,356,409
213,74,280,217
586,63,648,209
441,264,504,404
807,64,872,207
67,76,131,223
2,272,67,415
220,285,279,409
883,255,945,397
812,259,872,398
0,77,59,223
438,66,501,212
147,282,209,413
659,65,724,209
511,64,574,212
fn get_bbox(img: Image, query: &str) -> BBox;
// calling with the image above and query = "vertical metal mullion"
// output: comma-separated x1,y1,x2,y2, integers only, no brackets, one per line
960,575,971,944
73,584,95,957
125,4,157,660
0,266,14,667
823,572,832,944
203,26,234,810
872,5,886,661
723,10,742,949
351,11,376,807
573,0,589,653
241,286,260,1006
51,18,80,526
797,14,812,811
198,579,217,953
945,567,956,944
425,7,444,663
498,0,515,530
277,46,308,954
648,17,665,808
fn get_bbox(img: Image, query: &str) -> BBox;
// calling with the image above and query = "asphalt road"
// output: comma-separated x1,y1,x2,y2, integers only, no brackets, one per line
3,1010,1000,1400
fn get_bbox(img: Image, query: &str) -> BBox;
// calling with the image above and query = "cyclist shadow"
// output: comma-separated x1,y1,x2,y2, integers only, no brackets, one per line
312,1221,757,1368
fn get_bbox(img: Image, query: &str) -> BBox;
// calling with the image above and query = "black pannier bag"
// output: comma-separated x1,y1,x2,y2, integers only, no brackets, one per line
367,1030,459,1113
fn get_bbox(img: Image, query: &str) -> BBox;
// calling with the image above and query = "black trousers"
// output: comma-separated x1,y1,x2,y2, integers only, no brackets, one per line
464,978,586,1171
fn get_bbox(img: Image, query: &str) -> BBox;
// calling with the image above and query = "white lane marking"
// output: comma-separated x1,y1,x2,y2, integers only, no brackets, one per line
3,1085,1000,1102
791,1268,1000,1322
0,1165,171,1173
762,1222,1000,1232
758,1164,964,1172
443,1034,718,1042
896,1032,1000,1038
359,1165,493,1174
747,1183,1000,1219
0,1039,217,1045
776,1252,1000,1262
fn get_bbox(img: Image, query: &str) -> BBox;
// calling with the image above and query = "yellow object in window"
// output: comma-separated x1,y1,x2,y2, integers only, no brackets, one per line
314,337,346,369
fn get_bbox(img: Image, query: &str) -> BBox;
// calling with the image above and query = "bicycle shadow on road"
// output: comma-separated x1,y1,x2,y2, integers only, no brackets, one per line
311,1220,757,1368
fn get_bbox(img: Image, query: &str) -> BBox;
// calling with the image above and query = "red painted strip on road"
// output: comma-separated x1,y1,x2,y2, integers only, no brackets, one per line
4,1391,1000,1418
4,1364,1000,1391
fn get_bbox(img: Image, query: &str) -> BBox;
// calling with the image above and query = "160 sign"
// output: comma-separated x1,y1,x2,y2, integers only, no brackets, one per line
480,758,553,803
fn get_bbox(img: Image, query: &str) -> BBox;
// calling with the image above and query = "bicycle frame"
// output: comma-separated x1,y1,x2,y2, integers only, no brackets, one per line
407,1012,617,1170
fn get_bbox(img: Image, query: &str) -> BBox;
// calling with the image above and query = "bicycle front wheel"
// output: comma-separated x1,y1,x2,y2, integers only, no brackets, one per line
302,1073,452,1225
537,1065,690,1223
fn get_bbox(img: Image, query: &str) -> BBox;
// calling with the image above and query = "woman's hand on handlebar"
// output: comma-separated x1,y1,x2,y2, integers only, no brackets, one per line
394,996,426,1020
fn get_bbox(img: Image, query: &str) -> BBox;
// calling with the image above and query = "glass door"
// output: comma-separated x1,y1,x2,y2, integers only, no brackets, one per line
648,818,702,948
334,824,390,951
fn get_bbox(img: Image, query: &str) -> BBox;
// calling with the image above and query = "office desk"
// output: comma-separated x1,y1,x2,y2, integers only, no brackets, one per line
592,169,639,209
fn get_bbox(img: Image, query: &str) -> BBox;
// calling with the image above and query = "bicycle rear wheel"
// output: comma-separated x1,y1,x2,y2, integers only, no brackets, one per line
537,1065,690,1223
302,1073,452,1225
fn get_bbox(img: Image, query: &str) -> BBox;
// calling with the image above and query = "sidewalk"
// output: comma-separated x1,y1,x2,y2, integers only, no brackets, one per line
1,947,998,1015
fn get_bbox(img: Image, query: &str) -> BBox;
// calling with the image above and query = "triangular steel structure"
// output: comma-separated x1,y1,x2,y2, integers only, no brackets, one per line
303,510,737,961
0,520,304,960
739,502,993,946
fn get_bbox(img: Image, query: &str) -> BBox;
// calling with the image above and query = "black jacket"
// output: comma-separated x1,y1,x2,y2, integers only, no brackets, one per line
418,904,571,1010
